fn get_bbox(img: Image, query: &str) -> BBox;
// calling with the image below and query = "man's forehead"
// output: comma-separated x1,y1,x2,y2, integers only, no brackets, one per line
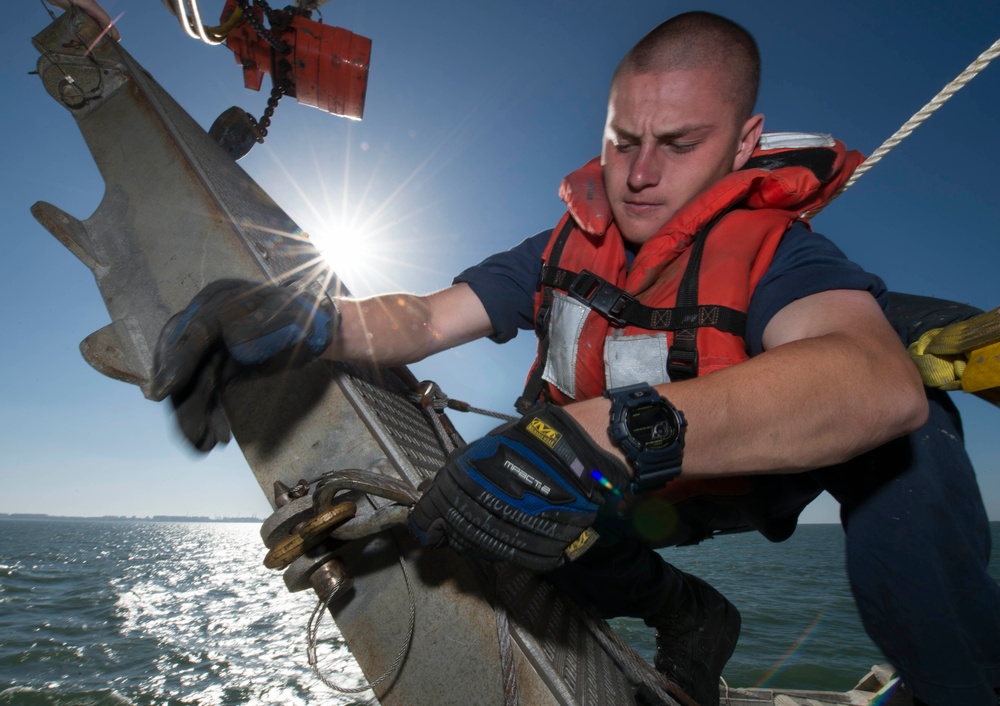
606,68,737,129
610,65,732,98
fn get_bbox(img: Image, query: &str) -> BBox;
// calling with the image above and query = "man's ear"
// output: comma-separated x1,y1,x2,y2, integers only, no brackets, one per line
732,114,764,171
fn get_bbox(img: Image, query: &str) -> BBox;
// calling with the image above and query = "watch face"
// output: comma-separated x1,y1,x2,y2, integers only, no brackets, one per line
625,401,678,450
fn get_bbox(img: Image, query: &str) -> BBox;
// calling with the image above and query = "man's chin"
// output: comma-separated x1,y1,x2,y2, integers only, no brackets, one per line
618,220,662,246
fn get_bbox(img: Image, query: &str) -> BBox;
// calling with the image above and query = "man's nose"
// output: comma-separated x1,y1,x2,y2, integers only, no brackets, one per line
627,145,661,190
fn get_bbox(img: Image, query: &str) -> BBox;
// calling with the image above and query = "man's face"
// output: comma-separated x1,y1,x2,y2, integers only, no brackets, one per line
601,67,761,245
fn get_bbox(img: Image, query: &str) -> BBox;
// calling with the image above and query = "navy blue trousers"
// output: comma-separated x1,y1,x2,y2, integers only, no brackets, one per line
546,390,1000,705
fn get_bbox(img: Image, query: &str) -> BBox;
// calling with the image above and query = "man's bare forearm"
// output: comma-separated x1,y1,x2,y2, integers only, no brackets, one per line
323,283,494,367
566,290,929,478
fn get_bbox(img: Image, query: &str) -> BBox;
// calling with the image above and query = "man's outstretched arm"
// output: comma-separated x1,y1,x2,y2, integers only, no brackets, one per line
150,280,493,451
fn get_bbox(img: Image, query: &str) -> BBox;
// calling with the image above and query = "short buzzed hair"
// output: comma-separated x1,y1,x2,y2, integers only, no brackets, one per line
613,12,760,120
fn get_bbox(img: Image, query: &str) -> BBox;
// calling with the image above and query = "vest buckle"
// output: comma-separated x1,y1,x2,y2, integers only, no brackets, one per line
566,270,635,327
667,348,698,381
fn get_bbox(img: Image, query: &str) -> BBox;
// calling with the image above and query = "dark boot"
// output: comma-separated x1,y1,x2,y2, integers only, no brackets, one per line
645,571,741,706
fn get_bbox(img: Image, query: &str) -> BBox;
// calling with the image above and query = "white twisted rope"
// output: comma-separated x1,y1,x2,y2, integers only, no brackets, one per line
808,36,1000,218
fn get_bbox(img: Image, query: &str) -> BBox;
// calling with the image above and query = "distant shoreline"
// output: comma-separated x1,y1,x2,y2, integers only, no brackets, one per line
2,513,994,527
0,513,260,523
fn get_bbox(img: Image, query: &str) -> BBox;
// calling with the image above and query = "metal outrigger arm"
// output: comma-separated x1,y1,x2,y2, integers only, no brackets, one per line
30,8,675,706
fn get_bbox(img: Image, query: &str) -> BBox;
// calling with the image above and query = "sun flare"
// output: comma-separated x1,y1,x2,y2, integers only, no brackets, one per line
305,217,378,295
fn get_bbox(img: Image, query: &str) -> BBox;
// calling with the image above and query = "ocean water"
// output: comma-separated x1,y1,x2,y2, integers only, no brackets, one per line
1,519,997,705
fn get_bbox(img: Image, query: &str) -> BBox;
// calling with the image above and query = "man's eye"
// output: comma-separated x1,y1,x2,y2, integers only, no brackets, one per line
670,142,696,154
614,141,636,153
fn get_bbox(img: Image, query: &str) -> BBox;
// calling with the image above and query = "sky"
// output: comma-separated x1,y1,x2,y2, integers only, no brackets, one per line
2,0,999,524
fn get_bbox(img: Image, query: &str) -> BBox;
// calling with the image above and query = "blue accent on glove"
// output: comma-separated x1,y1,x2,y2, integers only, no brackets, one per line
151,278,340,452
226,298,336,365
408,404,629,572
457,434,600,517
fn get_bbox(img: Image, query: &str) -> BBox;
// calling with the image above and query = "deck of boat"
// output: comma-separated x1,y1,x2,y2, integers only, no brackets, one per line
722,664,913,705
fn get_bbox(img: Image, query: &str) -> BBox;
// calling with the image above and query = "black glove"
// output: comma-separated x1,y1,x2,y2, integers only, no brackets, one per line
151,279,339,451
408,404,630,572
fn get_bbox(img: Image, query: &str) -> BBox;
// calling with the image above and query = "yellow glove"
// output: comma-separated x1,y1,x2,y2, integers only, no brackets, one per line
908,306,1000,405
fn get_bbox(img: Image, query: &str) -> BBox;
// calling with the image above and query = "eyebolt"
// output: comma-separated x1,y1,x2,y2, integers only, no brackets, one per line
263,500,357,570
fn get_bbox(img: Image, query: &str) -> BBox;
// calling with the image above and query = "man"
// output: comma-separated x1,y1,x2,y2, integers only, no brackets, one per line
152,12,1000,706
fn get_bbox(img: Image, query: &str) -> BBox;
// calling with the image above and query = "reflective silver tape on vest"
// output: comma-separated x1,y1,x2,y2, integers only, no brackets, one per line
542,292,589,398
543,292,674,398
604,332,671,390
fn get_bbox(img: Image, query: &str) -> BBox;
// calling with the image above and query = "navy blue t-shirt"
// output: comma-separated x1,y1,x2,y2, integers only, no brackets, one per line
453,221,887,355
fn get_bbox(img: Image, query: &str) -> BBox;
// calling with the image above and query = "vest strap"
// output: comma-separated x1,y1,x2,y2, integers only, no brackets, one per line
667,212,727,380
517,217,578,413
538,266,747,336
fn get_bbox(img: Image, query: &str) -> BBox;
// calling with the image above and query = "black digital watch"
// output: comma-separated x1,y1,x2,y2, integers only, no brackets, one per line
604,383,686,493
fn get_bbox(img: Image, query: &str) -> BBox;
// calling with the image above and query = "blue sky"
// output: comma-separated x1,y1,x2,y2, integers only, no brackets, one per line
2,1,999,523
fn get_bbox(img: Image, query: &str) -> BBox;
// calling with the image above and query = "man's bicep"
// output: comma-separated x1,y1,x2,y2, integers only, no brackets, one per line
746,225,889,356
761,289,898,351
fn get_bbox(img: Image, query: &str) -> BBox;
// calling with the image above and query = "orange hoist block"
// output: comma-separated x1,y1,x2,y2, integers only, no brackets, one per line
221,0,371,120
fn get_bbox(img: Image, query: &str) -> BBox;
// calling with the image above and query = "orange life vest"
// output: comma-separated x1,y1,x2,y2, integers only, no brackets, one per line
520,134,864,508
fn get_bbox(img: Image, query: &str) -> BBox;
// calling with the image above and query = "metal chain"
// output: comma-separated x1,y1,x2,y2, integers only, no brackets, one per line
235,0,290,53
232,0,308,144
252,0,284,27
246,75,292,142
